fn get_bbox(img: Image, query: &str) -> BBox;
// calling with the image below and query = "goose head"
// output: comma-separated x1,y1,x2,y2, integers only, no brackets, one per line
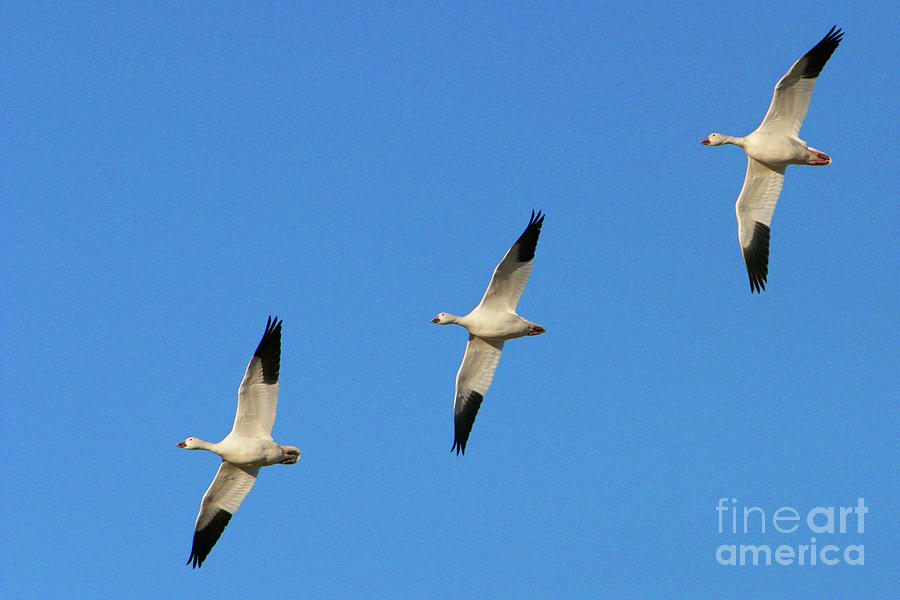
177,437,201,449
700,133,726,146
431,312,454,325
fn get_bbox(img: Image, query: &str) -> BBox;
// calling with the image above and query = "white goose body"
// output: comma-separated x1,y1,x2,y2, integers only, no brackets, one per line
181,435,290,467
432,211,545,455
737,131,821,166
177,317,300,568
439,310,538,340
701,27,843,293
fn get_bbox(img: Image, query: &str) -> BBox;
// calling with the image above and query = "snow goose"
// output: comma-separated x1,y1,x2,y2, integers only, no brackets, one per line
177,316,300,568
432,211,545,454
700,26,843,292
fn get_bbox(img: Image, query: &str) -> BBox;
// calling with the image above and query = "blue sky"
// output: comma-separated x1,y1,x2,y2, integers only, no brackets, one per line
2,2,897,598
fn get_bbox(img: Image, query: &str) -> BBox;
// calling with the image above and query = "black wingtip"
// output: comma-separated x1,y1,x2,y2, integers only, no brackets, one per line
452,391,484,456
748,274,766,294
514,210,545,263
742,222,770,294
800,26,843,80
254,316,282,384
187,509,233,569
261,315,282,340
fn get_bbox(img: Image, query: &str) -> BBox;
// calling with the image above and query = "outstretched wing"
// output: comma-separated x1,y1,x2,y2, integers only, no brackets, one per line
187,462,259,568
231,316,282,438
476,211,544,312
735,157,786,293
452,335,505,455
757,27,843,136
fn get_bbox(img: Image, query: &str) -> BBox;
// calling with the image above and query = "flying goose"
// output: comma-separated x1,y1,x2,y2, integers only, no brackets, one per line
177,317,300,568
700,26,843,292
431,211,545,454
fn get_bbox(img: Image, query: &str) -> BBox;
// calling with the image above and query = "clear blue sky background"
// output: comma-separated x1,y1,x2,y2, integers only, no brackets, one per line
2,2,897,598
